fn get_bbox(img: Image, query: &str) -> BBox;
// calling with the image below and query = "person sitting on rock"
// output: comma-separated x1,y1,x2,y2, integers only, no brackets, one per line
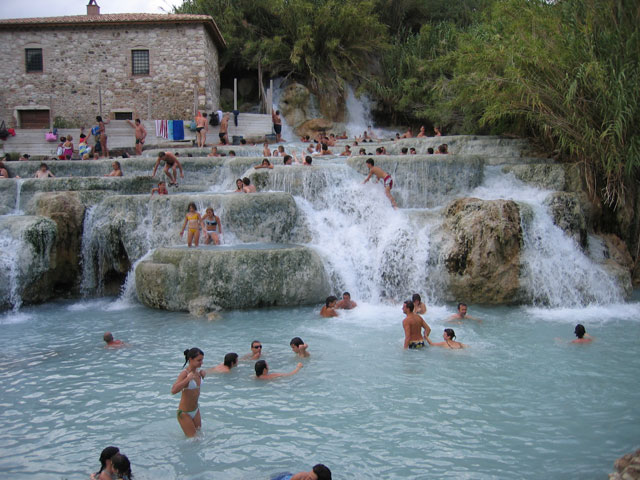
242,177,256,193
254,158,274,170
105,161,123,177
34,163,55,178
151,181,168,196
320,296,338,317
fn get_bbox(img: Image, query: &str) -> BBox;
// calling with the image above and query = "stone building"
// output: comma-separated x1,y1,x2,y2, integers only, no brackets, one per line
0,1,225,128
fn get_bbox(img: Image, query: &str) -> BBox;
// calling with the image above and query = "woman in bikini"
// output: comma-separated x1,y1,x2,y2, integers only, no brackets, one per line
427,328,466,349
179,202,202,247
171,347,205,437
201,207,222,245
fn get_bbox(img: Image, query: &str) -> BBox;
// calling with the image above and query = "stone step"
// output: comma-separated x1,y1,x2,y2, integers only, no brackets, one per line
0,114,273,157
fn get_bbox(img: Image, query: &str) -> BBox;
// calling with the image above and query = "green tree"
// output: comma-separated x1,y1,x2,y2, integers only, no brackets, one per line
439,0,640,209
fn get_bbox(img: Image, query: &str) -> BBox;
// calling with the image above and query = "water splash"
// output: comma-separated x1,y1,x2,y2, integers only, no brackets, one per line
13,179,25,215
0,234,25,311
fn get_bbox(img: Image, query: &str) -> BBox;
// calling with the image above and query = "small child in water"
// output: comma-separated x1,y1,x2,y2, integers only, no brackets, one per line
34,163,55,178
151,181,168,196
180,202,202,247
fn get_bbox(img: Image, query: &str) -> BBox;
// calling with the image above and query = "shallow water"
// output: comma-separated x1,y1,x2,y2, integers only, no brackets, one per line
1,297,639,480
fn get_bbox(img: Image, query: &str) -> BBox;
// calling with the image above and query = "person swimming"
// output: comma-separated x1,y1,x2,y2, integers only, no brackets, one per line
427,328,466,349
571,324,593,344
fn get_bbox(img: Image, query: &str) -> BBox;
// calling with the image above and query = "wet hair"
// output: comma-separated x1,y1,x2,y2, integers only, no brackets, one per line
304,156,312,165
228,150,235,156
290,337,304,347
404,300,414,312
40,163,48,169
438,144,447,153
103,332,114,343
158,151,166,158
359,148,366,154
96,115,103,122
283,154,292,164
111,453,133,479
236,178,244,187
410,147,416,153
313,464,332,480
375,147,383,154
427,147,434,154
60,136,66,142
343,292,350,298
574,324,586,339
262,158,271,166
251,340,261,348
97,446,119,474
255,359,268,377
242,177,251,186
444,328,456,340
326,295,337,307
366,158,375,166
223,352,238,367
278,145,285,152
135,118,141,124
412,293,422,304
401,147,408,154
113,161,121,170
457,302,467,311
321,143,328,151
187,202,197,212
182,347,204,367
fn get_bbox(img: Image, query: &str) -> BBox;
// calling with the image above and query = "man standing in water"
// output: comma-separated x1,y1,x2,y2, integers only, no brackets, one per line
272,109,283,143
447,302,481,323
126,118,147,156
402,300,431,349
363,158,398,208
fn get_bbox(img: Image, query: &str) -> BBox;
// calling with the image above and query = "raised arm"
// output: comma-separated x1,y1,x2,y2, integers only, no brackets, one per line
171,370,192,395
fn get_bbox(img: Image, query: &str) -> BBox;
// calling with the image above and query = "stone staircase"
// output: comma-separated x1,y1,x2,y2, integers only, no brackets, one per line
0,114,273,158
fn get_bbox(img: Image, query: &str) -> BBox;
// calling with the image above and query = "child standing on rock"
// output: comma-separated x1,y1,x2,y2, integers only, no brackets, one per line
180,202,202,247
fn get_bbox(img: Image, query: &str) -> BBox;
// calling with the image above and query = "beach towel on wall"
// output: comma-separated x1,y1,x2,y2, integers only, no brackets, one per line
155,120,168,139
172,120,184,141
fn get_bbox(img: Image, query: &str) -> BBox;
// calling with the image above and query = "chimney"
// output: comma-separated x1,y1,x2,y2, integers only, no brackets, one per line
87,0,100,16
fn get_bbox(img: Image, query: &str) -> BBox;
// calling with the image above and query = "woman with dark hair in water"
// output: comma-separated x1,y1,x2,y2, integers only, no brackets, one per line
572,324,593,343
111,453,133,479
91,446,119,480
171,347,205,437
427,328,466,349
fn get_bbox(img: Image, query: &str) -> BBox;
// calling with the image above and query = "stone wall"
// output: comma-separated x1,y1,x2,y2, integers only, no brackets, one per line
0,23,220,127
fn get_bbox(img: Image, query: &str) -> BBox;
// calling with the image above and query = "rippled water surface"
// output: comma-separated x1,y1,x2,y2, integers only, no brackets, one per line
1,298,639,479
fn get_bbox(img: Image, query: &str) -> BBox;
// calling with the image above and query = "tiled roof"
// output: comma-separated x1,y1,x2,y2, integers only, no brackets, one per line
0,13,226,48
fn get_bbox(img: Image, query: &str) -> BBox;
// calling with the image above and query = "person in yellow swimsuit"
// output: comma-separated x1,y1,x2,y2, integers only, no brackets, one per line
180,202,202,247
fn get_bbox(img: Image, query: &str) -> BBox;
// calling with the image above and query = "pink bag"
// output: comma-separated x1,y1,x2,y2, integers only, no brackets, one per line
45,132,57,142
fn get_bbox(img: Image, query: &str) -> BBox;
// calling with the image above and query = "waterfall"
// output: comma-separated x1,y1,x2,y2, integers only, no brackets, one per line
0,234,24,311
344,86,374,138
13,179,25,215
470,167,623,307
266,165,440,302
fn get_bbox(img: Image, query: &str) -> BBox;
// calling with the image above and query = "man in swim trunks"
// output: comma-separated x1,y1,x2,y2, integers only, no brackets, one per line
402,300,431,349
447,302,481,323
126,118,147,155
218,113,229,145
195,112,208,148
152,151,184,187
335,292,357,310
272,109,283,143
363,158,397,208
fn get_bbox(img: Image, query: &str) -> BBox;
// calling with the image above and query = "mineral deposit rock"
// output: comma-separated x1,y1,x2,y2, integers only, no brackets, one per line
135,244,330,311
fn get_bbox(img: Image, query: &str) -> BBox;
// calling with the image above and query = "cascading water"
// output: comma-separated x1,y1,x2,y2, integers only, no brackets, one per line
470,167,623,306
0,234,25,310
13,179,24,215
344,85,374,138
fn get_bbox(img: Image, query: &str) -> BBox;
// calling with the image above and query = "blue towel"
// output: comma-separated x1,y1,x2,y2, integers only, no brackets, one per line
168,120,174,141
173,120,184,141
